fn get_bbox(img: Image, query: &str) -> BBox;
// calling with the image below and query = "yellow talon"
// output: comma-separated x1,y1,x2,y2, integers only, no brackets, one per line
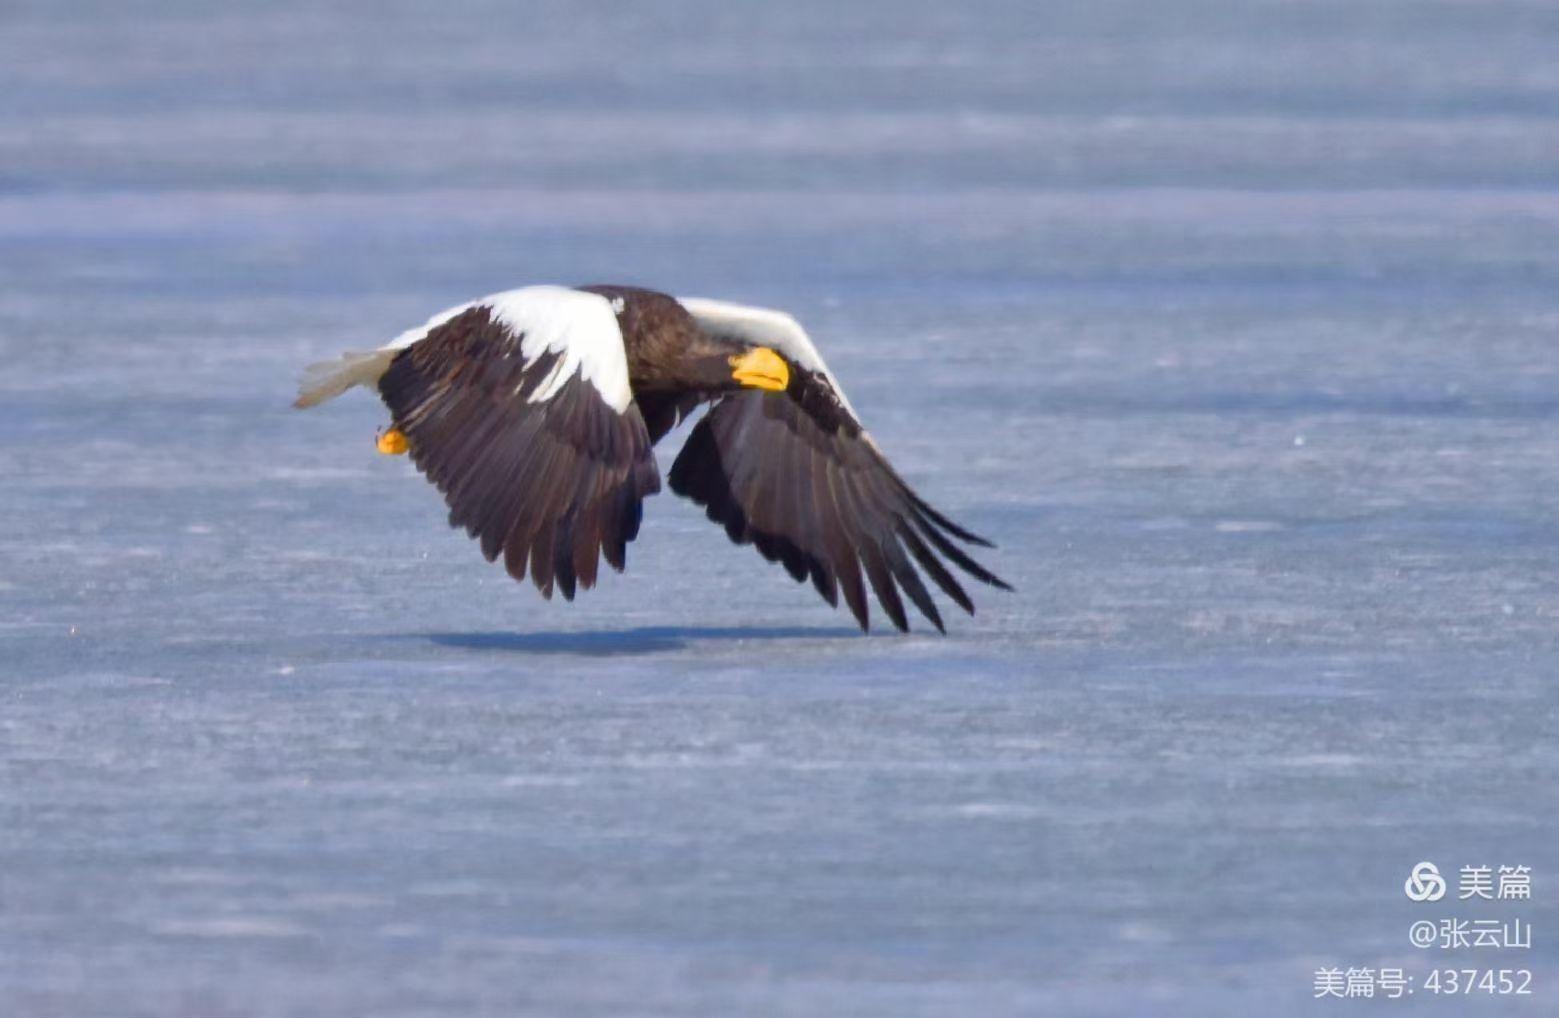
729,346,790,392
376,427,409,455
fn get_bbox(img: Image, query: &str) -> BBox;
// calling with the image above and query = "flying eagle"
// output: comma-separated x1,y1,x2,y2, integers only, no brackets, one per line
295,285,1008,632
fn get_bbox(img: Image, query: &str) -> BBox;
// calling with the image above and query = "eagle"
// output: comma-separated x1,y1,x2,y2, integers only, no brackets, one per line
295,285,1008,632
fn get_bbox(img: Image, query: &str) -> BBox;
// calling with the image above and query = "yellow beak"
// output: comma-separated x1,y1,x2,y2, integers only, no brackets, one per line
729,347,790,392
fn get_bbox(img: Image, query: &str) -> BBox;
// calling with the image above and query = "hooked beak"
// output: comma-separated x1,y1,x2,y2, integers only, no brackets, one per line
729,346,790,392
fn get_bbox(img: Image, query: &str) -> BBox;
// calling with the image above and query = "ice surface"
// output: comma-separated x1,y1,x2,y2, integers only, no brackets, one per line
1,1,1556,1015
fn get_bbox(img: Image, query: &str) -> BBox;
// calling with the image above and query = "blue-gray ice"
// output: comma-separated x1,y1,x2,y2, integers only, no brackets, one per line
1,1,1556,1015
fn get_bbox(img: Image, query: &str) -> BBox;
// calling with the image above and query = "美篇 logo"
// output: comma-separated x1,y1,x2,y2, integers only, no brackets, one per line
1404,861,1447,902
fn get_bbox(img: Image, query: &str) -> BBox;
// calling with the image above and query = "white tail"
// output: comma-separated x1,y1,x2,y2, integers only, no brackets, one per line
293,350,395,409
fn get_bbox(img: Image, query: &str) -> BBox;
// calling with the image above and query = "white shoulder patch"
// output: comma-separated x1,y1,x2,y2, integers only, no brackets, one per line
485,286,632,413
675,297,858,418
384,285,633,414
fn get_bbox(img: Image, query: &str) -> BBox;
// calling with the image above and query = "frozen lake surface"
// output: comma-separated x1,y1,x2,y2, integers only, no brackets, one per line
2,1,1556,1014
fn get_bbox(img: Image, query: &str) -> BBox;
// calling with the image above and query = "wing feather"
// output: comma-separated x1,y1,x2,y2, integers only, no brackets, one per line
669,391,1005,632
667,298,1005,632
376,299,659,600
822,458,872,629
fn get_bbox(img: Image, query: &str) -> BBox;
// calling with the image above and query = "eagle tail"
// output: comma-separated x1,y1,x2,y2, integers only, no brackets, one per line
293,349,395,409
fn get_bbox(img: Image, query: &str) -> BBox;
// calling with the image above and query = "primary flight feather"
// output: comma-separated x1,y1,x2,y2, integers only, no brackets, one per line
295,284,1009,632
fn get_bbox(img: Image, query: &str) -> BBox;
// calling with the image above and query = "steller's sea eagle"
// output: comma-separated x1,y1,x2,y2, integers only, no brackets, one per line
295,285,1008,632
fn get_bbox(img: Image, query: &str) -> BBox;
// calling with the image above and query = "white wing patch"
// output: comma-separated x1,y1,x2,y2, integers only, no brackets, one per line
486,287,632,413
675,296,860,419
384,285,632,414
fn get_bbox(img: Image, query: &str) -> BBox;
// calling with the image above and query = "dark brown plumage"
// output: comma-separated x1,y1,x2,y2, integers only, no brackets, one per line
668,389,1009,633
376,305,659,602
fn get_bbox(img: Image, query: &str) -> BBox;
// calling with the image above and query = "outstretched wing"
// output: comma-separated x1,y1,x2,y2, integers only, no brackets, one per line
377,287,661,600
670,298,1009,632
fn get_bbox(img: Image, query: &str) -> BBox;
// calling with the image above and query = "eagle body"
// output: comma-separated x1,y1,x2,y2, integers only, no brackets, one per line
297,285,1008,632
